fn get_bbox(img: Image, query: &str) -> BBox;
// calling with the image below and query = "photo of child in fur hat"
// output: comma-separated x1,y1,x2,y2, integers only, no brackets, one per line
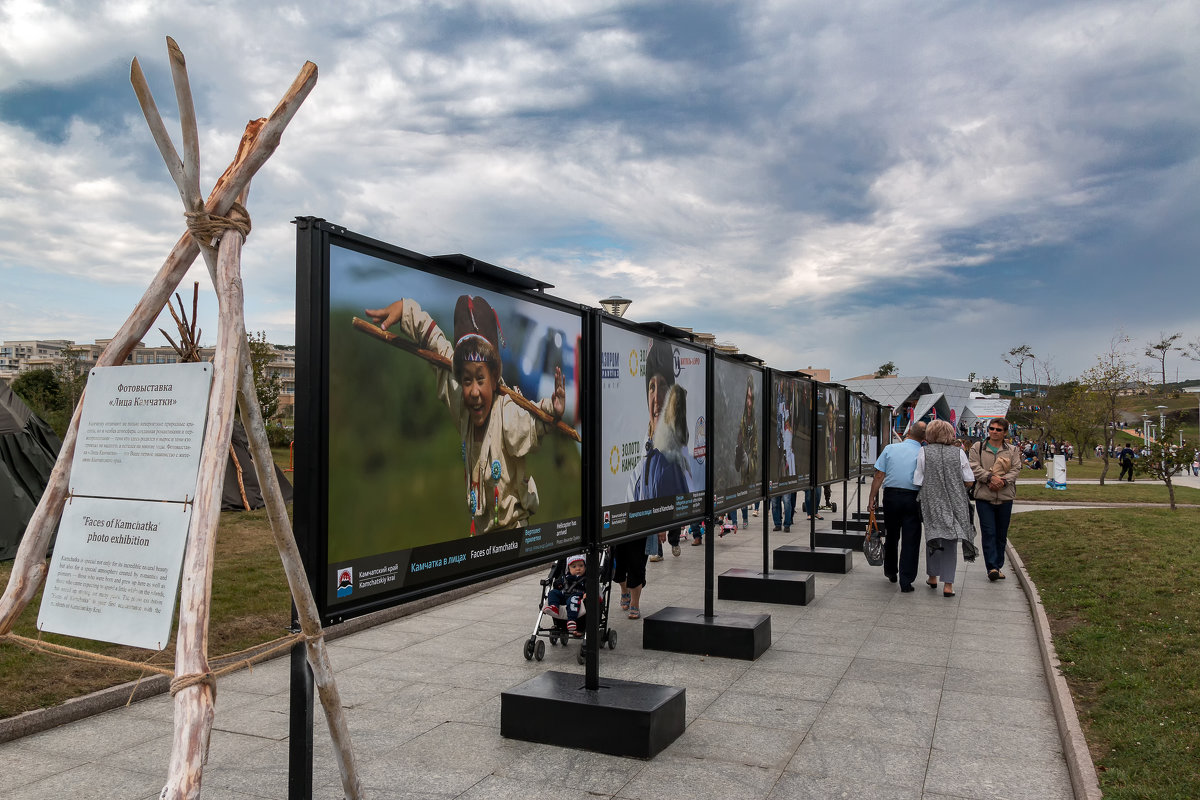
365,294,566,536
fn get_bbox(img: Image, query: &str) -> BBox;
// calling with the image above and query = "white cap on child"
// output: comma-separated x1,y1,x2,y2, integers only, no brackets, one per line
566,555,585,566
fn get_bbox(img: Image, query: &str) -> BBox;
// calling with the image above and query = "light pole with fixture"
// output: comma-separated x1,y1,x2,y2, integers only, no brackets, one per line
598,295,632,318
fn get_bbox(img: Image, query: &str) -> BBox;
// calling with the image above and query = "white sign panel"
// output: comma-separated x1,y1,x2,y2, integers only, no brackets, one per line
72,363,212,501
38,362,211,650
39,496,193,649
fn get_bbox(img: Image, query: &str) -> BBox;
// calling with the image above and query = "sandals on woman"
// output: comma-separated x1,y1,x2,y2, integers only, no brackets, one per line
627,606,640,620
620,591,631,611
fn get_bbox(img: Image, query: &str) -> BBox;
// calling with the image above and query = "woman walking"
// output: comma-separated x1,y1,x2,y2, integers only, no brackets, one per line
915,420,976,597
969,418,1023,581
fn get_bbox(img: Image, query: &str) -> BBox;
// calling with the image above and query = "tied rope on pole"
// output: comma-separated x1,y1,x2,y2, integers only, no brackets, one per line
184,202,251,248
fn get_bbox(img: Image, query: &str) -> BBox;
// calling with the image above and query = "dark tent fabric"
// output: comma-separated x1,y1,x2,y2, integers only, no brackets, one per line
1,382,62,560
222,420,293,511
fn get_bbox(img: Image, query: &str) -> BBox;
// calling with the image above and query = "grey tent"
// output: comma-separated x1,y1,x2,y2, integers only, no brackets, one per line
222,420,293,511
1,381,62,560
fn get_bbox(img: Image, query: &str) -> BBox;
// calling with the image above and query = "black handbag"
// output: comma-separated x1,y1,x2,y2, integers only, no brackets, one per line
863,508,885,567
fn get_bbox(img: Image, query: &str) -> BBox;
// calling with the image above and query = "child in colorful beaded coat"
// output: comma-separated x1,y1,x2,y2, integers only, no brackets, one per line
365,294,566,535
546,554,587,636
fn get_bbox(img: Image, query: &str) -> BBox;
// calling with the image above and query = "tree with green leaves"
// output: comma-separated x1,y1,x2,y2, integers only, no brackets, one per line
1144,332,1182,389
1137,416,1188,510
875,361,897,377
1079,335,1142,484
1051,381,1106,464
246,331,283,422
978,376,1001,394
9,369,64,426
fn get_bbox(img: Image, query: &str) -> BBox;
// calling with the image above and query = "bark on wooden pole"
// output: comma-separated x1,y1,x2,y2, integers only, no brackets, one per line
0,55,317,634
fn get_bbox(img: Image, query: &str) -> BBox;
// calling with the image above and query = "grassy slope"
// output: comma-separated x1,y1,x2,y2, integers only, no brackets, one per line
1010,508,1200,799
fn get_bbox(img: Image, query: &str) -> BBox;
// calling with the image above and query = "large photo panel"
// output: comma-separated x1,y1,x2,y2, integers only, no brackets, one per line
713,356,763,515
767,372,814,494
600,321,707,538
849,392,863,477
816,384,847,486
321,237,584,614
862,400,881,475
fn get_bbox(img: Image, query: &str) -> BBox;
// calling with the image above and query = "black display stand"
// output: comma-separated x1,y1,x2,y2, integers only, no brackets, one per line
718,487,816,605
816,529,865,549
832,518,869,531
501,671,685,758
643,604,771,660
718,566,815,604
772,544,853,574
499,314,689,756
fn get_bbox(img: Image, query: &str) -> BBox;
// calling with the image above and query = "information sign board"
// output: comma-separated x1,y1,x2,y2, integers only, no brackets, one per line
38,363,211,650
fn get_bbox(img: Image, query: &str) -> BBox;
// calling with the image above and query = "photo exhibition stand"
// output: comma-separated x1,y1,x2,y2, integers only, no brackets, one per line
717,364,816,606
773,379,855,575
501,315,686,759
641,338,771,660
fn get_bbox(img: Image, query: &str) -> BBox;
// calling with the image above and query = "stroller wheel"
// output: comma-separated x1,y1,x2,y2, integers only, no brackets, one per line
534,640,546,661
576,647,586,666
831,502,837,512
522,637,535,661
548,632,558,646
607,629,617,649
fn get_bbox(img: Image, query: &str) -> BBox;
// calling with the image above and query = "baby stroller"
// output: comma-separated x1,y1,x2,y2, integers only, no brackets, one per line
522,547,616,664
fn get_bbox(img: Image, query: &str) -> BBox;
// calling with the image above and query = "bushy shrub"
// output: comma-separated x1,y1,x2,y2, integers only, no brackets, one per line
265,424,293,448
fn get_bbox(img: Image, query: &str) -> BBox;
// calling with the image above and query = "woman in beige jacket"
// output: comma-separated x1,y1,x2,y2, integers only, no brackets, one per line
968,418,1023,581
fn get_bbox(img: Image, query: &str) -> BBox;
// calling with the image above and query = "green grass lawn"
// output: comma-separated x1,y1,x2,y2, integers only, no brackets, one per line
1018,484,1200,504
1010,508,1200,799
0,508,291,718
1017,457,1197,482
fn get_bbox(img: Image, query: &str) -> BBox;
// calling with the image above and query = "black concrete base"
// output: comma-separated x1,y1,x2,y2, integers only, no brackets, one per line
815,530,866,549
643,606,771,660
852,512,881,521
501,671,685,758
832,519,868,531
718,567,815,605
773,544,854,574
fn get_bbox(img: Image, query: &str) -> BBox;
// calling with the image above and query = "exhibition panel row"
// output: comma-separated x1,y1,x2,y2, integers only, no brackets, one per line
296,220,887,623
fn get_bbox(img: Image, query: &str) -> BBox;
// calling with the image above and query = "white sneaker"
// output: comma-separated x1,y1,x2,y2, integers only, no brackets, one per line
648,554,663,562
671,544,681,557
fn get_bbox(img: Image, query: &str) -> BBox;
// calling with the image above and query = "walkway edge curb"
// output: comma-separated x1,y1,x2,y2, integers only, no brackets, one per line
0,564,544,745
1006,541,1103,800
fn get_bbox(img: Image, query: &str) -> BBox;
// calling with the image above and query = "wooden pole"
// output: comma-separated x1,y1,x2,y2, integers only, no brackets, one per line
140,41,362,800
0,57,317,633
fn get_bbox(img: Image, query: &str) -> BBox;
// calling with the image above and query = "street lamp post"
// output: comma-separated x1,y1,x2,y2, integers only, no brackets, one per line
598,295,632,317
1142,414,1151,447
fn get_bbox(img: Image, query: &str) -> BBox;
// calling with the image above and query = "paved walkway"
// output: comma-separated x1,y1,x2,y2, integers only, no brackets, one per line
1,494,1088,799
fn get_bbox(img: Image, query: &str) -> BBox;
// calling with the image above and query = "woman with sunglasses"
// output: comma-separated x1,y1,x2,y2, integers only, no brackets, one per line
968,418,1023,581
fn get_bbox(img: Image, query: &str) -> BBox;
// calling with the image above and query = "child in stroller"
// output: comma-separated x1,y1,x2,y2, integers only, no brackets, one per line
523,548,617,663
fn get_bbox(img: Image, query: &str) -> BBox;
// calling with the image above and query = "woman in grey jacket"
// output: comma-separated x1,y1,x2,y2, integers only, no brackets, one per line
915,420,976,597
968,418,1023,581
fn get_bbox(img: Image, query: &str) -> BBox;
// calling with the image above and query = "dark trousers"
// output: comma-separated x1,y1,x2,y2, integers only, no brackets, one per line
976,500,1013,572
882,487,922,587
666,527,681,546
1118,460,1134,481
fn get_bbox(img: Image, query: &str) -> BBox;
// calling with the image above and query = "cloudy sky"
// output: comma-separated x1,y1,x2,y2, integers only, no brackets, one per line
2,0,1198,384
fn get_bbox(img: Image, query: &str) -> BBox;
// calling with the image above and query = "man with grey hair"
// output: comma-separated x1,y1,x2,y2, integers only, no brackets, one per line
867,421,927,592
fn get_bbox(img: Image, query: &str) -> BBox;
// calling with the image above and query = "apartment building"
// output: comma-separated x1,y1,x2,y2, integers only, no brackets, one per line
0,338,295,419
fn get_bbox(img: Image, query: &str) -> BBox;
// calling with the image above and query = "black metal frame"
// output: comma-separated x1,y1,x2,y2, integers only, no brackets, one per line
595,315,710,544
711,351,766,519
294,217,590,626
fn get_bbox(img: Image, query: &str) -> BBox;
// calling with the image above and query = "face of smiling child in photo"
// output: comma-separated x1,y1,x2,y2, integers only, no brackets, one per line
461,362,497,430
